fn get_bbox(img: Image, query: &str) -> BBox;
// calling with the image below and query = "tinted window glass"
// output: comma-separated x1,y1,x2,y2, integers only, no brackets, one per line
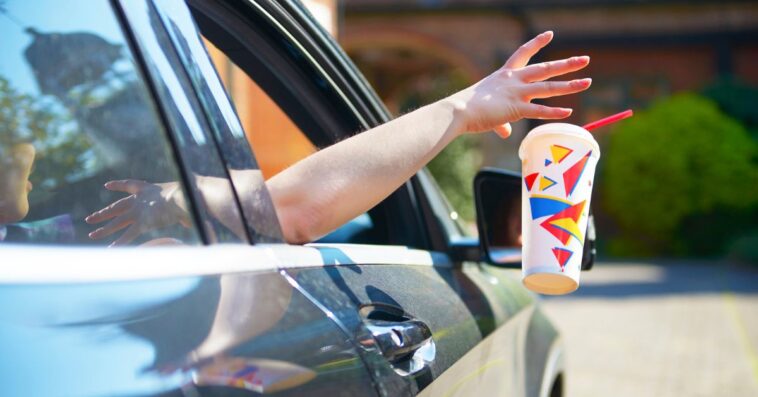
0,0,201,246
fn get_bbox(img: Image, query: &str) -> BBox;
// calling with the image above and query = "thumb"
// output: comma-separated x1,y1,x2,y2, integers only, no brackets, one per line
494,123,512,139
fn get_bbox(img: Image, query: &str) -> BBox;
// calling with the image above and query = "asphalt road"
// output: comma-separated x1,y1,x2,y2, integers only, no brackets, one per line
541,261,758,397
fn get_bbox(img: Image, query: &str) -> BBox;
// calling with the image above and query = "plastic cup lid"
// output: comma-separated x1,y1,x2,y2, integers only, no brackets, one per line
518,123,600,160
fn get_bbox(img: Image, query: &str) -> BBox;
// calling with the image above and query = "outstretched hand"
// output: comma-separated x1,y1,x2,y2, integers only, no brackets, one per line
85,180,190,246
447,31,591,138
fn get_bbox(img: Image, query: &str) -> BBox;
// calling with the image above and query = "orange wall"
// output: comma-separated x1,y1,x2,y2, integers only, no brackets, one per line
203,0,339,179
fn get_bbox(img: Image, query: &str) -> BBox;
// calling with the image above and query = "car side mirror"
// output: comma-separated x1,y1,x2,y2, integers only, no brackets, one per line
473,168,596,270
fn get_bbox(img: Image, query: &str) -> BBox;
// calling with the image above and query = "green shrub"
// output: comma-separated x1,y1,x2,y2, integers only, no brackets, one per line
399,70,481,222
427,134,481,221
601,93,758,256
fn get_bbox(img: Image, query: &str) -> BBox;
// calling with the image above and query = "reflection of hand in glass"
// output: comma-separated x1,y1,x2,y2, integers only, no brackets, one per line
85,180,190,246
0,143,35,224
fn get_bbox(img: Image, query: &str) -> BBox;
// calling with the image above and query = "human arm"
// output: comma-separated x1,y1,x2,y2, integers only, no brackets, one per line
267,31,591,243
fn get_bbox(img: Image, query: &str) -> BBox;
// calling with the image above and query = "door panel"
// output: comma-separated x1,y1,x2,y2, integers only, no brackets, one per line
0,247,377,397
415,308,532,397
281,245,518,396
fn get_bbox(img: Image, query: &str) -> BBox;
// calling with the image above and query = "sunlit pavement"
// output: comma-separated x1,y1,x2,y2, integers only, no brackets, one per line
541,261,758,397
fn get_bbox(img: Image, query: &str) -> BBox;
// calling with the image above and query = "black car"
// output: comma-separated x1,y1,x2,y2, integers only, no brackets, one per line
0,0,595,395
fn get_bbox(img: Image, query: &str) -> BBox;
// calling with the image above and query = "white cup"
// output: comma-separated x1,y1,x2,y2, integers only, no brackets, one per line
518,123,600,295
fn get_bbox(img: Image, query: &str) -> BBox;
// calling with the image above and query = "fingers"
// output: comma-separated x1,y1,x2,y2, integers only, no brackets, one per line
520,78,592,100
519,104,573,120
85,195,135,224
104,179,149,194
494,123,512,139
88,213,133,240
110,225,142,247
504,31,553,69
517,56,590,83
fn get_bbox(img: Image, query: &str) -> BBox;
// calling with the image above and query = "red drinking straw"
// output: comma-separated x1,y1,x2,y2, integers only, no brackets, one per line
582,109,634,131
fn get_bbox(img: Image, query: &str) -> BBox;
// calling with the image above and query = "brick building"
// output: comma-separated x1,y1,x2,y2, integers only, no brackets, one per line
339,0,758,169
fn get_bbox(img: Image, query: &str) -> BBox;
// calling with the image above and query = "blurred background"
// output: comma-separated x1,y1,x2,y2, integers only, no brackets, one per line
296,0,758,396
334,0,758,263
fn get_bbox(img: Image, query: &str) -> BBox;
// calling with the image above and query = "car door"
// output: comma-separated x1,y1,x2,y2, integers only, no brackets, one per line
0,1,377,395
181,1,546,395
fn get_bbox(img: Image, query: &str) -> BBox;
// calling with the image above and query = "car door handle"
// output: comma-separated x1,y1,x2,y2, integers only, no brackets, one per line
365,318,432,362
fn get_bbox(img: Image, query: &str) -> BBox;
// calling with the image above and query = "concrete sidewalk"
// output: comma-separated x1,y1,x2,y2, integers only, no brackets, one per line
541,261,758,397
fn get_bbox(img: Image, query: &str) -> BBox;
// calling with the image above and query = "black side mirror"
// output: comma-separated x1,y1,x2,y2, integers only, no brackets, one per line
474,168,596,270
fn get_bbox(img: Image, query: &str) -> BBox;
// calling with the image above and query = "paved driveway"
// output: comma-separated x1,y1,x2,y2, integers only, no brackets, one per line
541,261,758,397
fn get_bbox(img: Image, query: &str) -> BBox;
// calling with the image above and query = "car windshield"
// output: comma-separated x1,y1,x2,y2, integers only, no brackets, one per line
0,0,201,246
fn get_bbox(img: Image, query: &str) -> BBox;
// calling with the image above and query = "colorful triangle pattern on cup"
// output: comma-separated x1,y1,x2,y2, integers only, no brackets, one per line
524,172,539,191
540,200,586,245
552,247,573,271
563,150,591,197
551,144,573,164
539,176,557,191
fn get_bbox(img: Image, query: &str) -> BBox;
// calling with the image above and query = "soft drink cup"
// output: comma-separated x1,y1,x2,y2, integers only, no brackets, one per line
518,123,600,295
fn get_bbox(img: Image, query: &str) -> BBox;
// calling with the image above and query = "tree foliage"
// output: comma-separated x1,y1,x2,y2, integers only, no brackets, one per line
400,70,481,222
702,78,758,139
0,77,91,195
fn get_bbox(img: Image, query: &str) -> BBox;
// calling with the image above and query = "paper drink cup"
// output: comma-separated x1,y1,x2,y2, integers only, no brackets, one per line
518,123,600,295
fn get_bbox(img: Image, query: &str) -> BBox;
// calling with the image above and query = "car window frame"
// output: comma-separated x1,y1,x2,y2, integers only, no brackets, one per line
114,0,250,244
185,0,432,249
147,0,286,243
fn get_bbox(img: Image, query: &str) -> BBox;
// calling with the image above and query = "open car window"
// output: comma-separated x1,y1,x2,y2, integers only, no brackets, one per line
202,42,380,244
186,1,389,245
0,0,201,246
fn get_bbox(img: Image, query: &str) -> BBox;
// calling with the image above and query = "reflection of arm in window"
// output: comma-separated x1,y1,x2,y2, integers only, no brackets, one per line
86,174,254,245
2,1,204,247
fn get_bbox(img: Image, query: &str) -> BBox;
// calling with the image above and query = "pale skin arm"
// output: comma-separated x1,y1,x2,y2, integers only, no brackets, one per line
269,31,591,243
86,32,590,245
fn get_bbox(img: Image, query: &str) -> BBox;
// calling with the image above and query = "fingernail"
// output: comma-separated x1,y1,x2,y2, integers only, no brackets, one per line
541,30,553,37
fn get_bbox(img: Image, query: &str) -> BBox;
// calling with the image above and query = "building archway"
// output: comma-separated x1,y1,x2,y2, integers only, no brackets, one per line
341,29,482,113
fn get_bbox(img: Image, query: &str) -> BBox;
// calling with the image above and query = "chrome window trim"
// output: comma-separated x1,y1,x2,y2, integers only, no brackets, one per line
0,243,451,284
